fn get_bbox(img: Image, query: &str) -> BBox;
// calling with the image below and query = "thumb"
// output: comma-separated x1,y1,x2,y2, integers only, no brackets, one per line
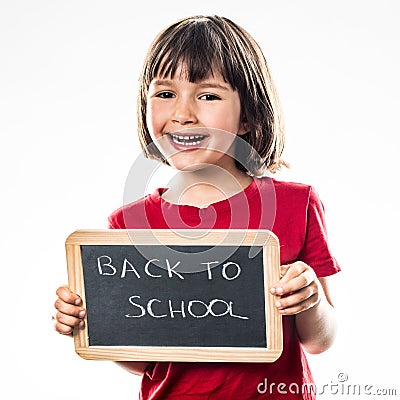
280,264,291,278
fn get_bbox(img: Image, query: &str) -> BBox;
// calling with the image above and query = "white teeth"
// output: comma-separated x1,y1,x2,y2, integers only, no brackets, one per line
171,137,201,146
169,133,206,146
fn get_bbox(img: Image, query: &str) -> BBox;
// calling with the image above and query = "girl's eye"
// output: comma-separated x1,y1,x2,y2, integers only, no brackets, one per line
156,91,175,99
199,94,221,101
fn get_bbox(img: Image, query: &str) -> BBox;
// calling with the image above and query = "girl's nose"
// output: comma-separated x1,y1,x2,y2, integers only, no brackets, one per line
171,98,197,125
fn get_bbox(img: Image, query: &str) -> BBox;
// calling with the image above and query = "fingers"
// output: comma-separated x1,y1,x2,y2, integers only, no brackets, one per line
274,287,319,315
56,285,82,306
270,262,321,315
271,262,315,296
53,285,86,335
54,311,85,335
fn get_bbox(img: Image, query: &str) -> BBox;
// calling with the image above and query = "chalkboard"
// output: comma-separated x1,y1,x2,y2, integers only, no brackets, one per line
65,229,282,362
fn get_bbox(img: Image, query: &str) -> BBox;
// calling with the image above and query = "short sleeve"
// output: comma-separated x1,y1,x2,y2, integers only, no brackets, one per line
298,187,340,277
107,218,116,229
107,205,127,229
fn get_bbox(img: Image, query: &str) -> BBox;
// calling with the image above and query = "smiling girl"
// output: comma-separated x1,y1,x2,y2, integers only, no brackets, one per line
54,15,340,399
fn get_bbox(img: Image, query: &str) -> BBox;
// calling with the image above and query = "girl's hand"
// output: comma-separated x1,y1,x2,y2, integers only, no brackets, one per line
270,261,322,315
53,285,86,335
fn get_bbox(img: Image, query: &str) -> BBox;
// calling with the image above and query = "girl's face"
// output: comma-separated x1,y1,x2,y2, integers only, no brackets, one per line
146,65,247,172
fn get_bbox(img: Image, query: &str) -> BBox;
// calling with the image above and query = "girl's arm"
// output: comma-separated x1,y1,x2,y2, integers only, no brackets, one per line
270,262,337,354
54,286,152,375
295,276,337,354
114,361,151,376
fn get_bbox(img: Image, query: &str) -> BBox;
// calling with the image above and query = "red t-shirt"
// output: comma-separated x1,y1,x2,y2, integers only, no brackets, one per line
108,177,340,400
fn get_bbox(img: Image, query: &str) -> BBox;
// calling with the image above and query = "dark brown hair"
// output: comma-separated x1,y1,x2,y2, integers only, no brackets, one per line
137,15,287,175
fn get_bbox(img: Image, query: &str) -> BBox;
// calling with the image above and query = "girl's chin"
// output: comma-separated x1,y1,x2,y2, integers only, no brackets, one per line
167,157,209,172
172,163,211,172
167,153,235,173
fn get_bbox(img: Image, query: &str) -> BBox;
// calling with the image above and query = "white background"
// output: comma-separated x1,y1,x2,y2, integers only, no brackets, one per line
1,1,399,398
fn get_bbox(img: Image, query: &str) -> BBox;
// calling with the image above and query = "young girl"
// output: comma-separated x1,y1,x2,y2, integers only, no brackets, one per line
54,15,340,399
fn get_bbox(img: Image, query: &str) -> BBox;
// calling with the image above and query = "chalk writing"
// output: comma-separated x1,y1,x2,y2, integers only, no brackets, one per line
125,296,248,320
97,256,242,281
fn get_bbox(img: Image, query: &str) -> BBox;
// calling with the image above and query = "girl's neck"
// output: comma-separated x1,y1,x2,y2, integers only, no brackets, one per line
161,164,253,208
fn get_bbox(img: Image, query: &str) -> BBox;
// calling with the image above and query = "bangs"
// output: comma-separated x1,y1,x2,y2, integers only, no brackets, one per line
146,18,240,88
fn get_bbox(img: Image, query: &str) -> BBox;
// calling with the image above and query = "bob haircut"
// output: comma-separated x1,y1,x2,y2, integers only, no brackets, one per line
137,15,287,175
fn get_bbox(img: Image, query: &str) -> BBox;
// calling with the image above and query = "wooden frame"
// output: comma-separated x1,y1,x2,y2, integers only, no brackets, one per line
65,229,282,362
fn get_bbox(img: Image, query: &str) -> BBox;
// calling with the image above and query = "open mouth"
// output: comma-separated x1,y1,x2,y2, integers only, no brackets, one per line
168,133,208,147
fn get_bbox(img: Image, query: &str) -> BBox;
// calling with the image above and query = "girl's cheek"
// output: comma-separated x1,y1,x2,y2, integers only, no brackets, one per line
147,104,169,134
